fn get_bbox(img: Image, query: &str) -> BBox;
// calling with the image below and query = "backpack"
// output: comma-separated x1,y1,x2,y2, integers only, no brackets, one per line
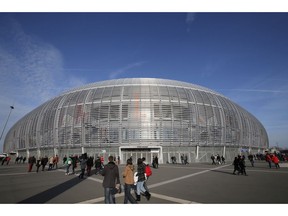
145,164,152,177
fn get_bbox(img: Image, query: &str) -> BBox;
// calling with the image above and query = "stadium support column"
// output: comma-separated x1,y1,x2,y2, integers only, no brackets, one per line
81,146,85,154
54,147,58,156
37,148,41,159
223,146,226,158
26,149,30,159
196,145,199,161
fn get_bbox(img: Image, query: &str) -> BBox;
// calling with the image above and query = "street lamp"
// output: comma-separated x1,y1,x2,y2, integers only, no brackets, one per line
0,105,15,142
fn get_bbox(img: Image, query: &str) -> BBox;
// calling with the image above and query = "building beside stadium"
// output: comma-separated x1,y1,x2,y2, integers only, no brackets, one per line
3,78,269,164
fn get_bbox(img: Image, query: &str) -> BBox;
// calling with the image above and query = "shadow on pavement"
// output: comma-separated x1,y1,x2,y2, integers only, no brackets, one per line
18,175,85,203
210,169,235,175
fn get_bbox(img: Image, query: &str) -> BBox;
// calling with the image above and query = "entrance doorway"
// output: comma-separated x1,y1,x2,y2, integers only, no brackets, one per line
119,146,162,165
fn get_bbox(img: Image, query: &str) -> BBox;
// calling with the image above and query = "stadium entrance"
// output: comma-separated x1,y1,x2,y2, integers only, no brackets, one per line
119,146,162,165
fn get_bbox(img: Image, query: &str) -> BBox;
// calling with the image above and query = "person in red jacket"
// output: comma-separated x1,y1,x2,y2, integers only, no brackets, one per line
271,154,280,169
265,153,272,168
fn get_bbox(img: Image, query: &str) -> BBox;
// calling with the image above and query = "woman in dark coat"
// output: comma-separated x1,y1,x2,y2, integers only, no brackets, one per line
232,157,239,175
136,158,151,201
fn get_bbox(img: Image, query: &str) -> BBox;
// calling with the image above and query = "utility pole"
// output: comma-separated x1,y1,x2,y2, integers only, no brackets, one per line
0,105,15,142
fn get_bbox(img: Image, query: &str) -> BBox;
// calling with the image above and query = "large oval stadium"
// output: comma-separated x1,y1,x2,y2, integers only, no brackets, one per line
3,78,269,164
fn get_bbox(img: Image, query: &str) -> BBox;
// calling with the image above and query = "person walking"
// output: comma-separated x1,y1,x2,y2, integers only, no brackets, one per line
154,155,159,168
48,156,54,170
211,155,216,165
141,157,150,193
36,157,41,173
232,156,239,175
79,153,88,179
94,156,102,175
41,156,48,171
238,156,247,176
54,155,59,169
71,155,78,174
86,156,94,176
135,158,151,201
122,158,137,204
221,155,226,164
63,155,67,165
65,155,72,175
271,154,280,169
101,155,120,204
28,156,36,172
265,153,272,168
248,154,254,167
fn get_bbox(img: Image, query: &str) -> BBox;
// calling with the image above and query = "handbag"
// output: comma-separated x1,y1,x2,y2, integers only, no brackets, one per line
112,184,122,194
134,172,138,185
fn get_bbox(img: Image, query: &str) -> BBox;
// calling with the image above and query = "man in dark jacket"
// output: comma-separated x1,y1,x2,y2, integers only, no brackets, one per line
101,155,120,204
95,157,102,175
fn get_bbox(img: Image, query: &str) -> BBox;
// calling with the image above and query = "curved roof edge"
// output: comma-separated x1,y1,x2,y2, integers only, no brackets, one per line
60,78,225,98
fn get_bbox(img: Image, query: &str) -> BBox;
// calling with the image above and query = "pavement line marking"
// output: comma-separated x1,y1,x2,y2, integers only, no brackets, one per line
0,172,30,176
78,196,105,204
149,164,230,189
78,192,124,204
86,176,103,183
150,192,200,204
219,167,288,174
77,164,229,204
77,192,200,204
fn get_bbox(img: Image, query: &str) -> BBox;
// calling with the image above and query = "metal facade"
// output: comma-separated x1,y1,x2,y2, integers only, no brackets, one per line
3,78,269,153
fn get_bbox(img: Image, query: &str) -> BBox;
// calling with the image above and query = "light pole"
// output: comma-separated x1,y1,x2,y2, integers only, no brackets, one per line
0,105,15,142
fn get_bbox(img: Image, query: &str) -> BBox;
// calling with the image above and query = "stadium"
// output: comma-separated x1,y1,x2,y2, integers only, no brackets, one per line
3,78,269,164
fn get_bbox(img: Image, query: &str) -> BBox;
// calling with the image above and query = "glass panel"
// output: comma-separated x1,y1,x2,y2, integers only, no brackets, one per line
162,104,172,119
197,105,206,126
102,87,113,100
92,88,104,101
110,104,120,120
153,103,160,119
122,104,128,120
168,87,179,102
111,86,122,101
150,86,159,99
172,104,181,119
186,90,195,103
193,90,203,104
100,105,109,119
158,86,169,100
141,86,150,99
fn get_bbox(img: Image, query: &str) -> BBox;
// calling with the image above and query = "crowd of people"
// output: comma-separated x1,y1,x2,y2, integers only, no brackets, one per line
101,155,152,204
211,154,225,165
3,150,286,204
169,154,190,165
27,155,60,172
232,155,248,176
231,152,281,176
1,155,12,165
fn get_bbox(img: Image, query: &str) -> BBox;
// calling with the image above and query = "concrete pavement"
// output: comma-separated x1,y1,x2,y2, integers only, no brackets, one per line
1,160,288,204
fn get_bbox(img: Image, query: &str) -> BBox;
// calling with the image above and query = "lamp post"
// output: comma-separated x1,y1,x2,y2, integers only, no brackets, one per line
0,105,15,142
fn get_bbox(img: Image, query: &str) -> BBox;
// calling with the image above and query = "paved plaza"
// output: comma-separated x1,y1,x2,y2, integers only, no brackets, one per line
0,160,288,204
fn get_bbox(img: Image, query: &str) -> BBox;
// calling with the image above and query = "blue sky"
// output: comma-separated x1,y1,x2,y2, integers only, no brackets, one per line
1,12,288,151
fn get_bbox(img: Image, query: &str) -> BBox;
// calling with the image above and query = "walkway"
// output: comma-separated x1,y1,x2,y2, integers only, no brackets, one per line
1,160,288,204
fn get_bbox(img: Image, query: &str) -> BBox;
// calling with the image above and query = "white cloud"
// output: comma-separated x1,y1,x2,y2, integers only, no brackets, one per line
0,17,67,151
109,61,145,79
219,76,288,149
0,18,65,103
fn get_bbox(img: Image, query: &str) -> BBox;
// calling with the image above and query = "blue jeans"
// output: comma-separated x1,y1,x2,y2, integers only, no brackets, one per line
124,184,137,204
136,181,146,195
104,187,116,204
66,164,71,174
